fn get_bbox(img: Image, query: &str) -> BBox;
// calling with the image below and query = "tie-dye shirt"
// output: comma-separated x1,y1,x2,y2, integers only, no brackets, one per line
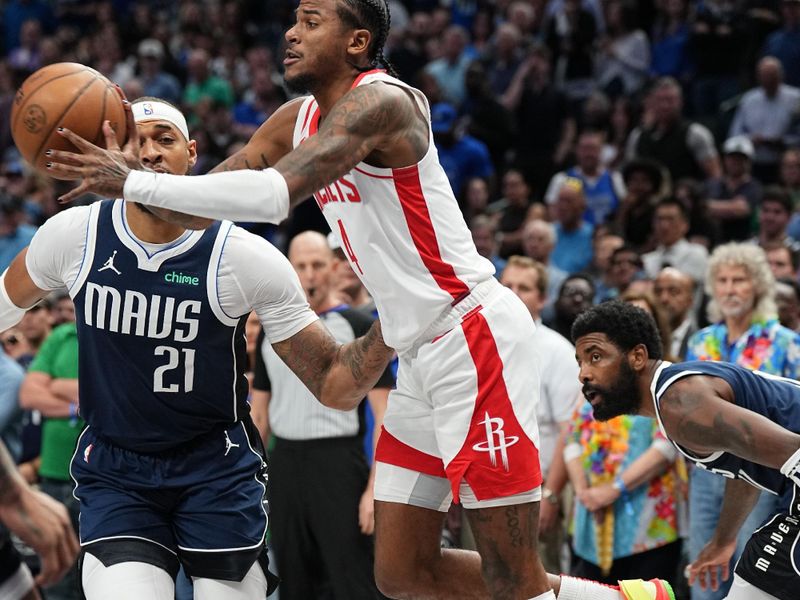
685,318,800,377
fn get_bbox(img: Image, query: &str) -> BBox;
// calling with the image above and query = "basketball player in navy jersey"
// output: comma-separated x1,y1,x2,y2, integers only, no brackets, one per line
572,300,800,600
0,97,394,600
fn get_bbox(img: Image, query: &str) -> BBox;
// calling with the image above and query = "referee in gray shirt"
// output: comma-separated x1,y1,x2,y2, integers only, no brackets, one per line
252,231,394,600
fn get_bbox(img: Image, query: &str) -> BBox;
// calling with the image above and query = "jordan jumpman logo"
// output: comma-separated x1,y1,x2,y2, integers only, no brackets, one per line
98,250,121,275
224,431,240,456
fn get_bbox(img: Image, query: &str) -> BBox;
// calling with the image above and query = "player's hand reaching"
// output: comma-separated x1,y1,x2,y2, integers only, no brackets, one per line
0,484,79,587
46,89,142,203
686,537,737,591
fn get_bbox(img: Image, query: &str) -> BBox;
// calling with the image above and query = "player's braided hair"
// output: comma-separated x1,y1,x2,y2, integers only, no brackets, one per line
336,0,399,78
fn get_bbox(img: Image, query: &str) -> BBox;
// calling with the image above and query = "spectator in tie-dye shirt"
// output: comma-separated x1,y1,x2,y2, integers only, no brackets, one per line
684,242,800,600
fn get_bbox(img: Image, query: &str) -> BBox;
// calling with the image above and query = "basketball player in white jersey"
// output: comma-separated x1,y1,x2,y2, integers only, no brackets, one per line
46,2,671,599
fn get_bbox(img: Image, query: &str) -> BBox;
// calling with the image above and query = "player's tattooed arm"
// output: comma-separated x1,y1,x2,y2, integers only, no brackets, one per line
272,83,428,204
272,319,394,411
659,376,800,469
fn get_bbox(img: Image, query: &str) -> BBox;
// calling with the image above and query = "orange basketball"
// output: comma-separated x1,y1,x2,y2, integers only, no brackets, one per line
10,62,127,179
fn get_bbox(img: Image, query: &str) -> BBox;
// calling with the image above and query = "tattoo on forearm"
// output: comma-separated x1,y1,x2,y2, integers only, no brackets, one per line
213,151,271,173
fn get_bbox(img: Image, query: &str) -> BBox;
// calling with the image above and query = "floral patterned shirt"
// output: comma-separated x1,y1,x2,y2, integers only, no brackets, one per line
685,318,800,377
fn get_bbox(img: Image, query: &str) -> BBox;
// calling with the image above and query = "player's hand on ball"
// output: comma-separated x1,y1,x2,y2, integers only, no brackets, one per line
686,537,736,591
47,95,141,203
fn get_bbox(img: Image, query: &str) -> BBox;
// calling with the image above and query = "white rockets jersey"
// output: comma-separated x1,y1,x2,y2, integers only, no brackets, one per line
292,70,495,351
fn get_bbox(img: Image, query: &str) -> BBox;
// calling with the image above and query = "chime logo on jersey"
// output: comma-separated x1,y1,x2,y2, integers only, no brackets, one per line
83,282,201,343
473,412,519,471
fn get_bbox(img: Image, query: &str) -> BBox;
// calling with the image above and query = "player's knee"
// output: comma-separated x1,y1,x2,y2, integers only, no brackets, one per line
81,552,175,600
375,556,439,599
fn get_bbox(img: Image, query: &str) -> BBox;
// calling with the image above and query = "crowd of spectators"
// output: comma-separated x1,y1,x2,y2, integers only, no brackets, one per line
4,0,800,599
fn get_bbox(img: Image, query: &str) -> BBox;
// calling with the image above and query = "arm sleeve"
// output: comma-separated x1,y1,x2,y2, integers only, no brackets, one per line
24,206,91,292
123,168,291,224
252,329,272,393
217,227,318,343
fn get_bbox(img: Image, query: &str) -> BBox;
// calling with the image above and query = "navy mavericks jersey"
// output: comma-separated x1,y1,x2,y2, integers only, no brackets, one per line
73,200,249,452
652,360,800,497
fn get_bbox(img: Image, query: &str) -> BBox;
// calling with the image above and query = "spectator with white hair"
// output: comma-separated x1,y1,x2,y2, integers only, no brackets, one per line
425,25,472,107
685,242,800,600
728,56,800,183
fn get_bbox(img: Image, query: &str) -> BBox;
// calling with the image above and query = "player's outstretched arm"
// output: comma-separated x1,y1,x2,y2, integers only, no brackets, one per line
658,376,800,470
0,438,79,587
48,84,423,224
272,319,394,411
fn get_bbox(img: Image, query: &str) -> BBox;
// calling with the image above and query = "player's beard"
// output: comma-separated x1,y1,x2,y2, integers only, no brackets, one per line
285,71,317,94
582,359,641,421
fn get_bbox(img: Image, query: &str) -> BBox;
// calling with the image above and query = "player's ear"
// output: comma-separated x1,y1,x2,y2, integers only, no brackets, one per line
186,139,198,171
346,28,370,59
629,343,649,371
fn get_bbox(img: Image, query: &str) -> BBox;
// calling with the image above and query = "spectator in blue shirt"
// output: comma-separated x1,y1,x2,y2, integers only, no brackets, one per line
431,102,494,199
761,0,800,87
137,39,182,105
552,178,595,273
0,192,35,273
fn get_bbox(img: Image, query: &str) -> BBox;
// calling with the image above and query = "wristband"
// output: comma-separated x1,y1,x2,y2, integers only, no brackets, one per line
69,402,78,421
612,475,628,494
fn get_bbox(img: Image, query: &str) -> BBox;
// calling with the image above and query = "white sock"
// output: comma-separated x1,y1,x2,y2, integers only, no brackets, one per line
557,576,623,600
529,591,557,600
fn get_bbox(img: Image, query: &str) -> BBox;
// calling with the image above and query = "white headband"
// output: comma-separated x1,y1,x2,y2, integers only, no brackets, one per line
132,100,190,141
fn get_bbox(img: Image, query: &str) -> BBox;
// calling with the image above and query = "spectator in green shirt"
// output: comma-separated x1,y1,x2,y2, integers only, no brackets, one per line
19,321,80,600
182,48,234,126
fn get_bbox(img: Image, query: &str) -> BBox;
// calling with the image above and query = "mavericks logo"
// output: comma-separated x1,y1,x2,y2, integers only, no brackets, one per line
165,271,200,286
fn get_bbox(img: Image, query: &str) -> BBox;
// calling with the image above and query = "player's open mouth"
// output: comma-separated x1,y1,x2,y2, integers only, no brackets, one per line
284,50,301,66
584,390,600,405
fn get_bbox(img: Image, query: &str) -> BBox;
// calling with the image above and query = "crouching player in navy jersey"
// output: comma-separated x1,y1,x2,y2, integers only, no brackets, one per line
572,300,800,600
0,97,394,600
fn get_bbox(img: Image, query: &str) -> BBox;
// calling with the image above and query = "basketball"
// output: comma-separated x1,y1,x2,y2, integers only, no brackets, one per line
10,62,127,179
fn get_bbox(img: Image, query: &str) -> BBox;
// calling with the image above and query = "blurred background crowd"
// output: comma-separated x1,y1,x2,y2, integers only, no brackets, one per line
3,0,800,599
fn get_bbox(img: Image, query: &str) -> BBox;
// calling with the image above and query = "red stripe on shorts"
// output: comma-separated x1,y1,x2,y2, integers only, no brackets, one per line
375,426,447,479
445,312,542,503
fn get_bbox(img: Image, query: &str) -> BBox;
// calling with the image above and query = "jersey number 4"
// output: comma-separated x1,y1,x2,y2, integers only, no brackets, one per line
154,346,195,393
338,219,363,275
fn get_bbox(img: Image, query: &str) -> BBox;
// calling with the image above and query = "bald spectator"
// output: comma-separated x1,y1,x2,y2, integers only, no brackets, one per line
753,186,800,252
522,219,569,310
626,77,721,181
729,56,800,183
707,135,764,241
545,130,626,226
643,197,709,284
471,215,508,276
425,25,472,106
551,178,594,273
654,267,698,359
776,277,800,332
766,244,800,279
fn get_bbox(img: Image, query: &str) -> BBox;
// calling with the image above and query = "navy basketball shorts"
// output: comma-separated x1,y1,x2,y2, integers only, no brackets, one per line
70,420,269,581
734,509,800,600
